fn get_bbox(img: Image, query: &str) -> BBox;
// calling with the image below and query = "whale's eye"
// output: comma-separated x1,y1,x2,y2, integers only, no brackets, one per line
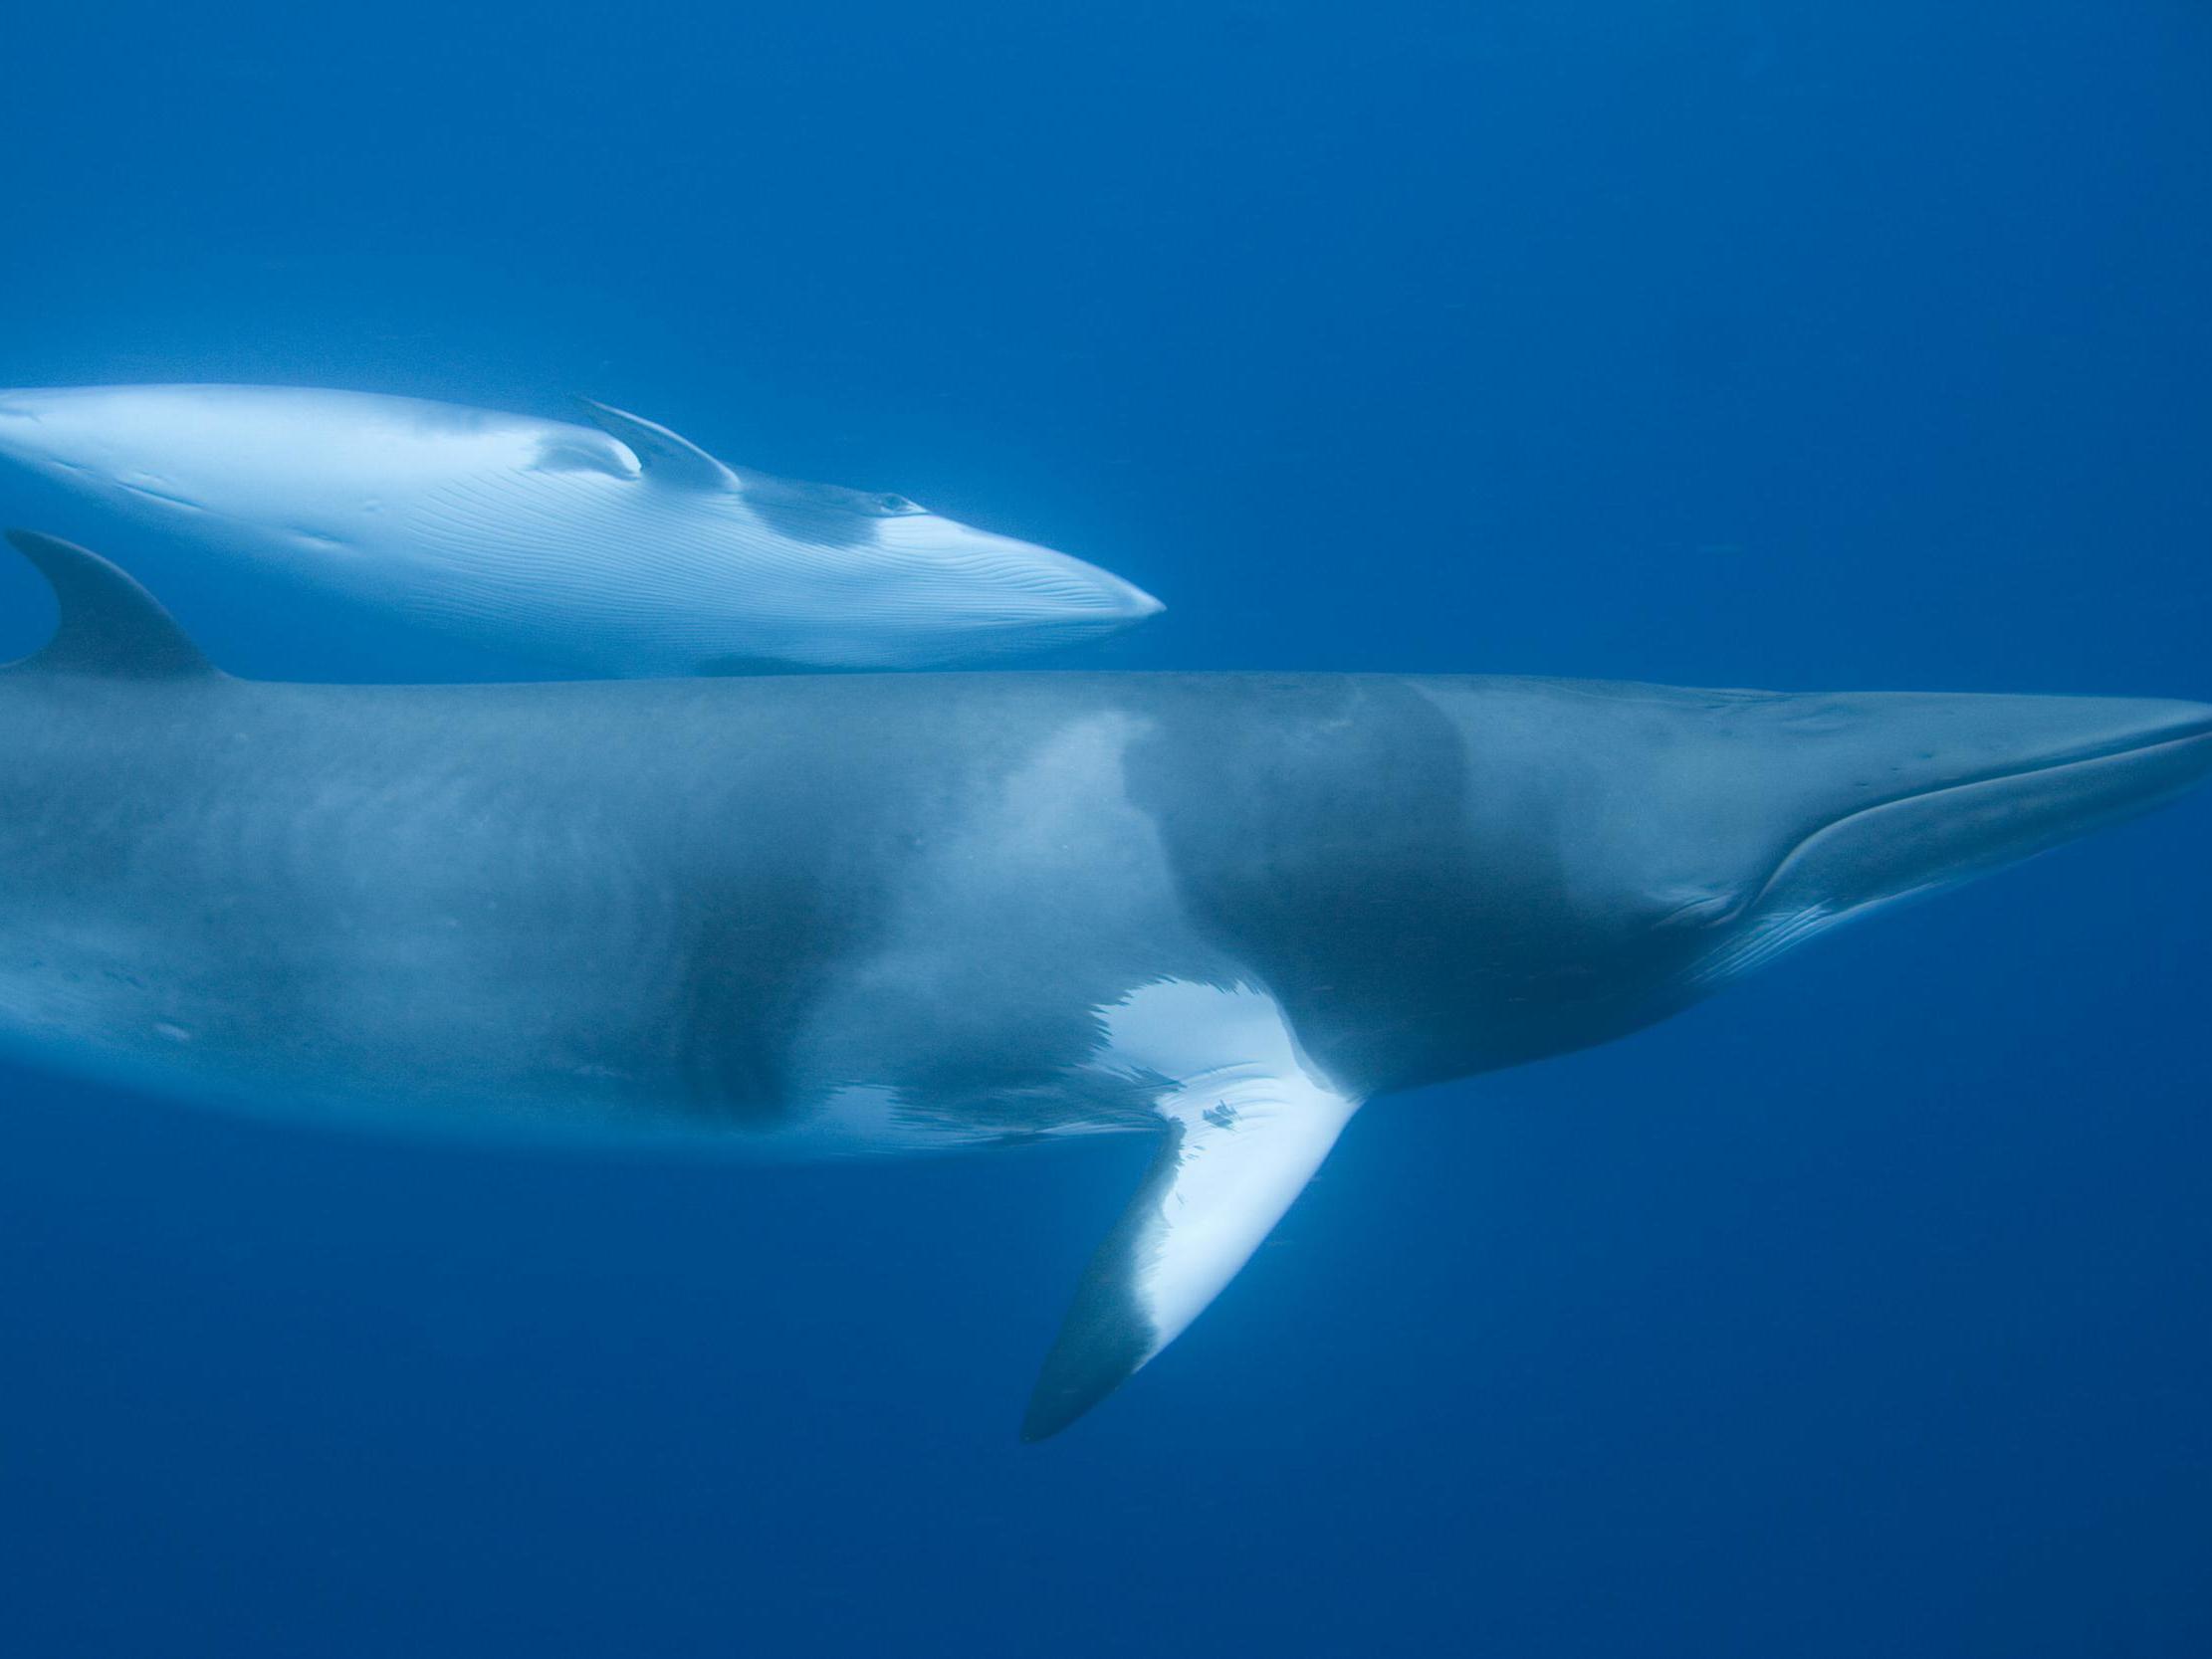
873,492,921,516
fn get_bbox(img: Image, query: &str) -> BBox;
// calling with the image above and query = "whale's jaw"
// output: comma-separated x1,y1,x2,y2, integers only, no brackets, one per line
1689,698,2212,985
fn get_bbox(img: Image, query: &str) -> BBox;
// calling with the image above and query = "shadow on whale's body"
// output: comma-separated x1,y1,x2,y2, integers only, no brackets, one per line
0,528,2205,1437
0,384,1162,676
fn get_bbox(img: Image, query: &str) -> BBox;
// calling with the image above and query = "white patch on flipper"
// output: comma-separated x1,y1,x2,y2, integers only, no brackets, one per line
1022,978,1363,1437
1099,978,1323,1090
1097,979,1360,1351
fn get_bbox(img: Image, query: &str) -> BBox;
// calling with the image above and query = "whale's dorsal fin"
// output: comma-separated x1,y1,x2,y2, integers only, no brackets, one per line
1023,983,1362,1441
572,398,742,492
5,529,218,680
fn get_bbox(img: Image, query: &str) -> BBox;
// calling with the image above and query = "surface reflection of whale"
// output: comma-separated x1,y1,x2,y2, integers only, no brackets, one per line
3,529,2206,1438
0,384,1161,675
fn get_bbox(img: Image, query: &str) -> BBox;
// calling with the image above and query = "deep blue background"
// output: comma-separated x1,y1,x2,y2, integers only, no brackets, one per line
2,3,2209,1654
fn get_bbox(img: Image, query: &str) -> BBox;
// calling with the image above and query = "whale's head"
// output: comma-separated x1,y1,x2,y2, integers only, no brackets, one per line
1663,691,2212,985
1398,681,2212,1076
870,503,1163,661
1492,685,2212,999
720,476,1164,667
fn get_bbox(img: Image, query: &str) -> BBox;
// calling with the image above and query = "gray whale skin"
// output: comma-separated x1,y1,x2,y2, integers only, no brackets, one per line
3,528,2207,1439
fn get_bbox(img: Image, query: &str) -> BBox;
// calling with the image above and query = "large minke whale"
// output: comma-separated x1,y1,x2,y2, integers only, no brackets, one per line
3,529,2206,1437
0,384,1162,674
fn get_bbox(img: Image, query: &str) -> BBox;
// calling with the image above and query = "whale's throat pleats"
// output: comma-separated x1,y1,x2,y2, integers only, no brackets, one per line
3,529,219,679
1024,981,1363,1440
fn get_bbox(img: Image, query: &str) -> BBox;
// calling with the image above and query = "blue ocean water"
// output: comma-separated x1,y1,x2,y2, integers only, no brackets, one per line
2,2,2208,1653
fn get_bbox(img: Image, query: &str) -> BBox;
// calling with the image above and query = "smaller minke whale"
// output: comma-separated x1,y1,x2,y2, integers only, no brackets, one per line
1,530,2207,1437
0,383,1161,675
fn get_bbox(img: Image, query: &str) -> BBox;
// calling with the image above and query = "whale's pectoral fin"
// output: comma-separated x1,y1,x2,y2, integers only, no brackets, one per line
572,398,742,493
3,529,218,680
1022,1068,1362,1442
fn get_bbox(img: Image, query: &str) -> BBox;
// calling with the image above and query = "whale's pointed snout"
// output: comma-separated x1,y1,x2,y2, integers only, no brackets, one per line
2112,700,2212,761
2103,695,2212,805
1741,693,2212,940
1904,693,2212,820
1659,690,2212,988
1106,571,1166,621
2007,696,2212,762
1011,536,1163,626
2048,694,2212,827
898,515,1165,657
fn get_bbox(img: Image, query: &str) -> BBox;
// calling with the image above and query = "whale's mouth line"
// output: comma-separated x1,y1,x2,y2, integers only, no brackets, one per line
1680,719,2212,986
1732,717,2212,925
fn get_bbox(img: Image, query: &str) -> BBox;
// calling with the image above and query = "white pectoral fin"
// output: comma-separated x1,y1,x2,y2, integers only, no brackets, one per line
1022,1061,1361,1441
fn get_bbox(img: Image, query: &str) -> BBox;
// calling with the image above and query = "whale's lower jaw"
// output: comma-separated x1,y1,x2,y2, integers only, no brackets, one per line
1686,717,2212,987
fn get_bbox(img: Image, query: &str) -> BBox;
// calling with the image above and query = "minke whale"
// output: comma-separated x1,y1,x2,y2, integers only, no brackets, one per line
0,384,1161,675
2,529,2206,1438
